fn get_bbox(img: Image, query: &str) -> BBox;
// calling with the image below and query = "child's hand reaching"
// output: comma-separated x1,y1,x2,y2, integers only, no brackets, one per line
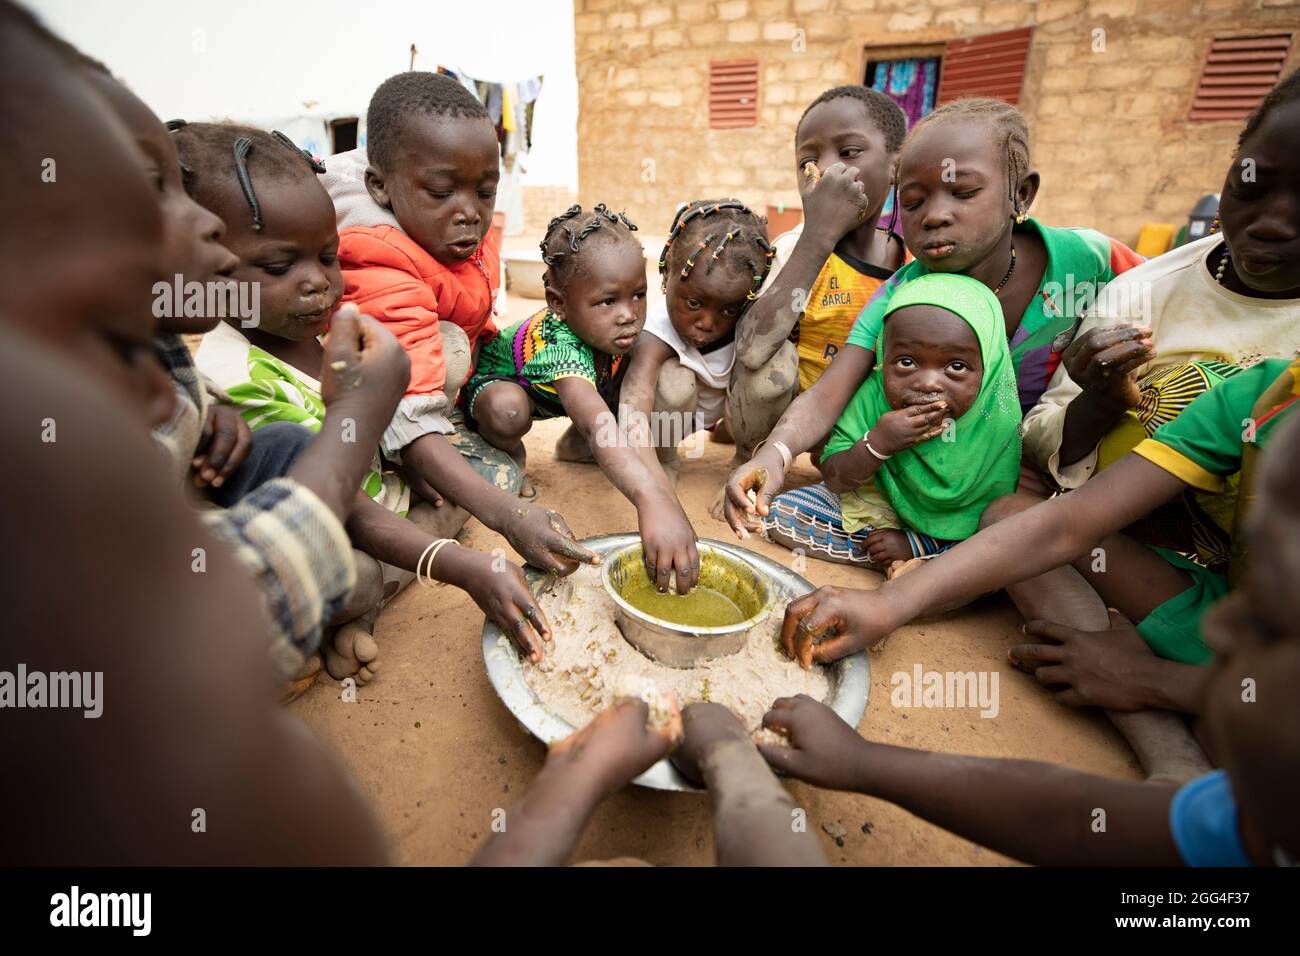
722,445,787,539
192,404,252,488
547,695,683,798
800,161,872,244
780,584,889,666
447,550,551,662
502,504,600,575
869,400,950,455
670,701,752,785
1009,608,1169,712
757,694,870,792
637,493,700,593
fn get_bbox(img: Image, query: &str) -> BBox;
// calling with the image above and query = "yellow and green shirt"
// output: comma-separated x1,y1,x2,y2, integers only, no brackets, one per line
764,223,900,392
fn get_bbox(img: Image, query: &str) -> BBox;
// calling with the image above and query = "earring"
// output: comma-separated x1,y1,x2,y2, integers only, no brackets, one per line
1215,243,1230,285
1210,213,1221,235
1013,201,1027,225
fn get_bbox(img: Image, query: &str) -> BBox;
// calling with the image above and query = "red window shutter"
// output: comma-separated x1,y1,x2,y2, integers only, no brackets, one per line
1189,34,1293,122
937,27,1033,106
709,59,759,129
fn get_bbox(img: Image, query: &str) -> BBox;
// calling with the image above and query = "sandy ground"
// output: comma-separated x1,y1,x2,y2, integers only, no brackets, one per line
295,293,1141,866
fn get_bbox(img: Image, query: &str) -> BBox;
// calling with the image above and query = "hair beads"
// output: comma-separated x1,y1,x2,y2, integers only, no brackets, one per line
658,199,774,309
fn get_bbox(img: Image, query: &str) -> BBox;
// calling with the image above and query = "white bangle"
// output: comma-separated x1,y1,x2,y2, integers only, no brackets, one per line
416,538,460,588
862,431,891,461
771,440,793,471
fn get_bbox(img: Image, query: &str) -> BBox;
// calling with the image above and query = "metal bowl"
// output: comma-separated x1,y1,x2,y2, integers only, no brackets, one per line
481,534,871,791
602,540,771,668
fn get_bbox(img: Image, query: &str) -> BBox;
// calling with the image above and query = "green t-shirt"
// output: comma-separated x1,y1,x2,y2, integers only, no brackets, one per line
471,308,624,417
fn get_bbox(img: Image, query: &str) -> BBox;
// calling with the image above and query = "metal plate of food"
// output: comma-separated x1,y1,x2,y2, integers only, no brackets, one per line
481,534,871,792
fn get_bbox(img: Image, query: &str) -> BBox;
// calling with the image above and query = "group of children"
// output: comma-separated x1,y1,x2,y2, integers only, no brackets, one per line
4,0,1299,867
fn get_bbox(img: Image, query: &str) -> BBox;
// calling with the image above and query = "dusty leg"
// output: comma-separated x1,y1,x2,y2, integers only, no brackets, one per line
671,703,827,866
653,357,698,487
439,320,473,408
980,494,1211,783
725,340,798,461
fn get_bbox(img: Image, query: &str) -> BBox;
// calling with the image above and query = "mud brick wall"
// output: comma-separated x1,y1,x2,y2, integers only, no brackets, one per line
573,0,1300,245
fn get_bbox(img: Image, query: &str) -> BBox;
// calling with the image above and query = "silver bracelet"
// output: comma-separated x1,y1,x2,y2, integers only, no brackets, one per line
862,430,891,461
771,440,793,471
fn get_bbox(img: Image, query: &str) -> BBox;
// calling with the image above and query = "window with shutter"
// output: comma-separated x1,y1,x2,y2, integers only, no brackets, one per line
709,59,759,129
1189,34,1294,122
936,27,1034,106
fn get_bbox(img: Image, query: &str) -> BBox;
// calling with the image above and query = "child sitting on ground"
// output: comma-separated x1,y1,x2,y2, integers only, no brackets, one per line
617,199,775,483
323,71,596,580
724,86,908,462
178,123,552,684
763,406,1300,866
472,697,826,866
725,97,1143,542
79,60,407,687
764,273,1021,572
464,204,701,595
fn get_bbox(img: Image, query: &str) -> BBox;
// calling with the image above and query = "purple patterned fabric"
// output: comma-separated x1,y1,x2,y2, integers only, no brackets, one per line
870,58,940,224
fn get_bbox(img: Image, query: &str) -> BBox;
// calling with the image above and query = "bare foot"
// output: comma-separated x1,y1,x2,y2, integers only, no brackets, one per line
864,528,913,566
323,622,381,684
886,557,926,580
555,423,595,464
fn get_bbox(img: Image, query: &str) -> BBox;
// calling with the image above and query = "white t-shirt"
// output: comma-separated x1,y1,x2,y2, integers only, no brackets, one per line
1022,233,1300,488
642,300,733,427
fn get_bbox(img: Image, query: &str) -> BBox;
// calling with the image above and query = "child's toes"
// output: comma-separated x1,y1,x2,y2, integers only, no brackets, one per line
323,628,361,681
353,631,380,665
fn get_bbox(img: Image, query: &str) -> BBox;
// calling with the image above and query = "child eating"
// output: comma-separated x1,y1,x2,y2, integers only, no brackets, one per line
464,204,701,595
323,71,597,580
178,123,553,683
725,98,1142,547
618,198,775,483
766,273,1020,571
725,86,908,461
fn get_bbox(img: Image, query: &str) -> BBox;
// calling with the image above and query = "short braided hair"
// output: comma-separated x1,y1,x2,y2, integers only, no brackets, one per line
897,98,1031,209
539,203,640,287
171,122,325,231
658,199,774,307
366,71,491,171
798,85,907,153
1238,66,1300,146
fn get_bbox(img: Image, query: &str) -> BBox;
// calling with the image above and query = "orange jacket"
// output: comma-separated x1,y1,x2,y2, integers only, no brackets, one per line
338,224,500,397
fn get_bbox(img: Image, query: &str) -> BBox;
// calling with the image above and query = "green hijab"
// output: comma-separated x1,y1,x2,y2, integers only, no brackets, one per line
824,273,1022,540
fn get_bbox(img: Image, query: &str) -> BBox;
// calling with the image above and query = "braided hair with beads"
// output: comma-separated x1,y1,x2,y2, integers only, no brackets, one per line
657,199,775,308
